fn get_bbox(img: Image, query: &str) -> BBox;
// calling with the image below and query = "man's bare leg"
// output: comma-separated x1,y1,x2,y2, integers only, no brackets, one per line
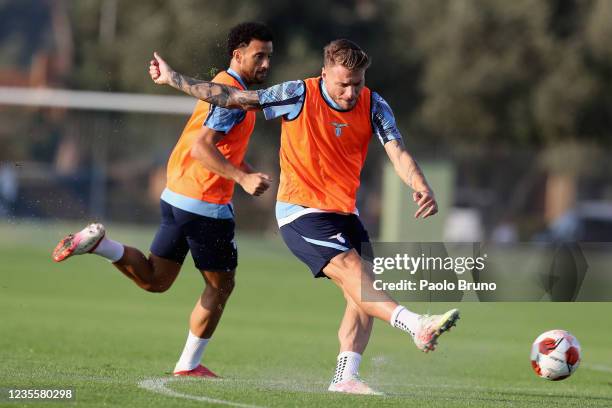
52,223,182,293
328,284,374,385
337,289,373,355
324,250,459,351
323,250,397,321
174,270,235,375
113,248,181,293
325,249,459,394
190,270,236,338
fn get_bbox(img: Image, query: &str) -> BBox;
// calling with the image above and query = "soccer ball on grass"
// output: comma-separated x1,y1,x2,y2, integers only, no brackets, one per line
530,329,581,381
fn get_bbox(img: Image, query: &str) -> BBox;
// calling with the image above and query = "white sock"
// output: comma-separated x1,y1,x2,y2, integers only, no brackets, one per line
174,331,210,372
92,237,125,262
332,351,362,384
390,305,420,337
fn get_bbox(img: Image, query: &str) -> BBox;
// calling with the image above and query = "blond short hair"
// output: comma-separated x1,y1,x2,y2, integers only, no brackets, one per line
323,39,371,71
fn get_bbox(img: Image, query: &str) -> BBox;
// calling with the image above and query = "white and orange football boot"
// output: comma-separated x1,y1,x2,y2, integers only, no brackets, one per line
413,308,460,352
52,223,105,262
328,375,383,395
173,364,219,378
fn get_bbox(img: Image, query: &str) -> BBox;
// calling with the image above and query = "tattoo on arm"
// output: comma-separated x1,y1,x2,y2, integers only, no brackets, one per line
406,160,425,190
169,71,261,110
235,93,261,109
385,139,430,191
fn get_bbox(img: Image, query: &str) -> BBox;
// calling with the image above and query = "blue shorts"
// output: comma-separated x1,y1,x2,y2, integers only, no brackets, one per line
150,200,237,272
279,212,372,278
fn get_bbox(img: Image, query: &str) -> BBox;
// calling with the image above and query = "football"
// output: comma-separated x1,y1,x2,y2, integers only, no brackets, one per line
530,329,581,381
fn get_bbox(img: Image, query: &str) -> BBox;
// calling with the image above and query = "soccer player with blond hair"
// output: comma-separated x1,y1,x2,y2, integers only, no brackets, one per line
149,38,460,395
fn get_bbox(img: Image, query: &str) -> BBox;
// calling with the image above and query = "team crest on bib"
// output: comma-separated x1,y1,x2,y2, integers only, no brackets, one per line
330,122,348,137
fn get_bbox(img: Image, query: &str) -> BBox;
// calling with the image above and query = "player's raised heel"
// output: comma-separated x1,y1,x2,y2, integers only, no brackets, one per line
52,223,106,262
413,308,460,352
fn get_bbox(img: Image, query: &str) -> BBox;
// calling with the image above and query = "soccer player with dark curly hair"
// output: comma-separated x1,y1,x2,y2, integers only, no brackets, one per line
52,22,274,378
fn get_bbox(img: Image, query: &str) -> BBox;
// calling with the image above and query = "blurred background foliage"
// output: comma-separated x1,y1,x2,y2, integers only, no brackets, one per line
56,0,612,147
0,0,611,239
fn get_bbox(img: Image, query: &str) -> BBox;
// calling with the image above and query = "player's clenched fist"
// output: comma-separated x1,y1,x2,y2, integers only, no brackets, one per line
238,173,272,196
149,51,173,85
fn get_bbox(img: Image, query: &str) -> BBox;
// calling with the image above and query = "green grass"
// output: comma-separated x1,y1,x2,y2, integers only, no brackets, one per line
1,222,611,407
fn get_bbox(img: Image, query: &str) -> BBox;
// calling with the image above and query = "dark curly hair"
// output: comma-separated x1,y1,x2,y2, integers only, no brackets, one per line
227,22,273,57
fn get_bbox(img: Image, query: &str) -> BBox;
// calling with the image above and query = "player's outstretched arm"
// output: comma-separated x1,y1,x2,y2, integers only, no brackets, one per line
384,139,438,219
149,52,262,111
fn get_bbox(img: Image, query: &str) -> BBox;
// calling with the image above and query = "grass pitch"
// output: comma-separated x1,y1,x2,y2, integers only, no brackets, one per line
1,221,611,407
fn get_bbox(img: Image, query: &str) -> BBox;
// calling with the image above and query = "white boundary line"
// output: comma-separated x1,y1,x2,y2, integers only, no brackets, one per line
138,377,265,408
582,363,612,373
138,369,612,406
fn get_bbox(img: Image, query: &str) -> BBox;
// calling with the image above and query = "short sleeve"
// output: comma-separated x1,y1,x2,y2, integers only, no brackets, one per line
371,92,403,145
257,80,306,120
203,106,246,134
